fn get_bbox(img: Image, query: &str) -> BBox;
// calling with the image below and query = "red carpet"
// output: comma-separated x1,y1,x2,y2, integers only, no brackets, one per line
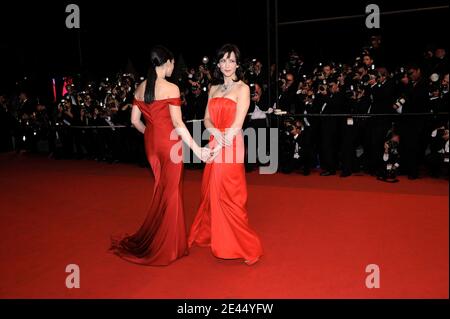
0,152,448,299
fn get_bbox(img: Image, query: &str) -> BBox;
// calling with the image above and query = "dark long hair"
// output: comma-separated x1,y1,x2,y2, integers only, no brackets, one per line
144,45,174,103
212,43,244,85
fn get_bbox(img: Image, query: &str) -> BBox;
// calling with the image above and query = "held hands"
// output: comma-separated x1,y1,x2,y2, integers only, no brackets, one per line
199,128,238,163
194,146,221,163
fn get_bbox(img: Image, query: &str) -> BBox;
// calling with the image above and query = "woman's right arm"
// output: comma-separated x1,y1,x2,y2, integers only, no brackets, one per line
204,85,215,131
131,105,146,134
203,104,214,131
204,87,224,146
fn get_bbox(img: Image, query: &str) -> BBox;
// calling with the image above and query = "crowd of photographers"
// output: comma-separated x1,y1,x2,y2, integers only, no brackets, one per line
0,74,149,165
0,36,448,180
248,36,448,181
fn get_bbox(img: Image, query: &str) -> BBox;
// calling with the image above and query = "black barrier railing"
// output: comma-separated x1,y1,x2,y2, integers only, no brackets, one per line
50,112,450,130
11,112,447,176
66,125,128,129
268,112,450,118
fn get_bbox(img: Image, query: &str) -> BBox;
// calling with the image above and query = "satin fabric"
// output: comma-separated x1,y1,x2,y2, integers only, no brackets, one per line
110,97,188,266
188,97,263,262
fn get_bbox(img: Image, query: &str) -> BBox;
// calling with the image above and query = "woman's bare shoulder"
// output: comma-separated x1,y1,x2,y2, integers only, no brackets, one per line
163,81,180,98
134,80,146,100
237,81,250,94
208,84,220,98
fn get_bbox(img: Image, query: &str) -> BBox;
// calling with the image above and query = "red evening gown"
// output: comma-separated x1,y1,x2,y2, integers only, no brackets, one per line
188,97,263,264
110,97,188,266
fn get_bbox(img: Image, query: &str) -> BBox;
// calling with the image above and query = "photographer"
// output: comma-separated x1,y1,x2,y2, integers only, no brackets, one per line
431,46,448,76
367,35,386,69
280,120,308,174
362,53,375,71
441,72,449,113
285,50,308,80
185,65,209,120
430,72,449,121
54,97,75,159
397,65,429,179
14,91,39,153
99,96,121,163
278,72,297,113
246,59,266,89
377,129,401,183
319,76,345,176
427,125,449,178
182,68,197,120
64,84,78,106
340,83,371,177
367,67,397,176
247,83,270,170
77,93,98,160
294,78,318,175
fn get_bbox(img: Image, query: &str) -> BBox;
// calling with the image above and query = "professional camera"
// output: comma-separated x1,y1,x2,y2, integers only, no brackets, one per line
361,69,378,87
278,69,288,86
345,82,358,99
58,97,72,112
249,82,257,98
436,127,449,139
245,58,258,78
201,56,210,71
281,117,296,135
378,133,401,183
394,96,406,110
386,140,399,156
317,79,328,94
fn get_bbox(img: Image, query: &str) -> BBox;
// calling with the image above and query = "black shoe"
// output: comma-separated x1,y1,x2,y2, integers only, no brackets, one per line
340,172,351,178
320,171,336,176
408,175,418,180
303,170,310,176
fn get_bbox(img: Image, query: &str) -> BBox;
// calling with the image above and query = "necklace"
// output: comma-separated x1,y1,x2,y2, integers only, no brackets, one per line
221,81,236,92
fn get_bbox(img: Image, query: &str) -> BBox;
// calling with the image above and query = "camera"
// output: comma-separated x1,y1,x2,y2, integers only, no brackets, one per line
317,79,327,94
191,82,201,94
249,83,257,98
386,140,399,155
201,56,210,71
394,97,406,109
278,72,287,87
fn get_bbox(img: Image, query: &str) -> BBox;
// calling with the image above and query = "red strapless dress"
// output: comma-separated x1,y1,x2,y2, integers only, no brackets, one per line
188,97,263,264
110,97,188,266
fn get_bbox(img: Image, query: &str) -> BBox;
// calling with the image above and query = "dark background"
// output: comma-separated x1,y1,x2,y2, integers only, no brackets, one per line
0,0,448,89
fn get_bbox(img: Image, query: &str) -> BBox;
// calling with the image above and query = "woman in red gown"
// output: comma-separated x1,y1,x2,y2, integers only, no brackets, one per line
188,44,263,265
110,45,212,266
